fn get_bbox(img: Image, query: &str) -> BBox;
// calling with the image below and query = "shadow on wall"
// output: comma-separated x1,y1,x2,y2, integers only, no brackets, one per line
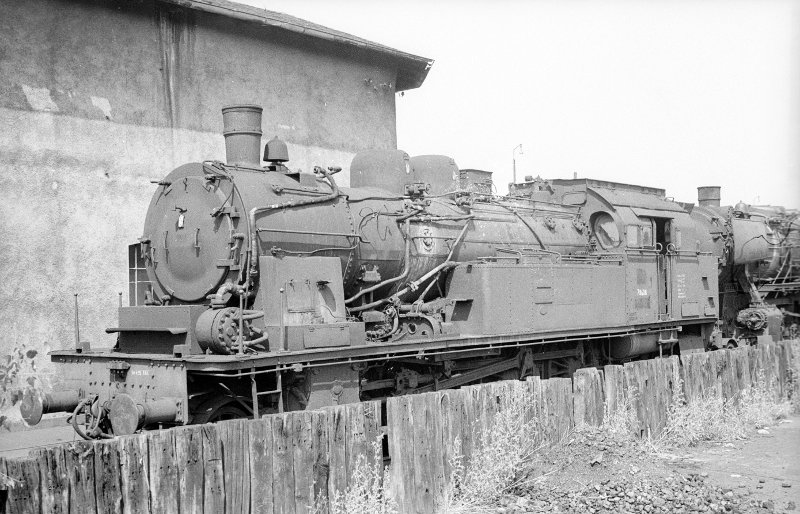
0,343,50,430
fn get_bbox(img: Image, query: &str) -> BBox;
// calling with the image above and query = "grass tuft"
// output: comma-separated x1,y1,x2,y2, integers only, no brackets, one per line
440,389,544,513
659,369,792,447
314,439,397,514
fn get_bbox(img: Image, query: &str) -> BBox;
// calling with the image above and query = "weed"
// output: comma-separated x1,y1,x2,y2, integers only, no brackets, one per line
439,390,544,513
601,390,638,441
314,438,396,514
659,369,792,448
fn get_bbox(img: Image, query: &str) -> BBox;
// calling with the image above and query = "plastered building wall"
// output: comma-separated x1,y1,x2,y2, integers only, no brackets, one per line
0,0,400,414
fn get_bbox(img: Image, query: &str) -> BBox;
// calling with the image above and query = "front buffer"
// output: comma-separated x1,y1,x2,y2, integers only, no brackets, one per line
21,353,186,438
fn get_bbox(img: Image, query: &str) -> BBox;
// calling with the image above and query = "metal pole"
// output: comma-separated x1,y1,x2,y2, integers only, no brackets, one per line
279,287,286,351
73,293,80,348
118,292,122,308
513,157,516,184
250,367,259,419
277,370,284,413
512,144,523,185
238,294,245,355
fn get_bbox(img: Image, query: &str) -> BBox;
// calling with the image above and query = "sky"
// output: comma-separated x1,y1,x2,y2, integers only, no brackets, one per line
243,0,799,208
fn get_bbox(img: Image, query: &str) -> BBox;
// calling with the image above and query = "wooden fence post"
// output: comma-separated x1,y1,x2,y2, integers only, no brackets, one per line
201,424,225,514
272,413,296,514
3,456,41,514
310,410,330,510
540,377,574,444
387,396,413,512
147,429,179,513
573,368,604,427
410,392,442,513
94,439,123,514
603,365,626,419
439,389,464,488
460,385,481,467
248,416,275,514
35,445,69,514
65,440,97,514
175,425,204,513
292,411,316,513
326,405,347,504
118,434,150,514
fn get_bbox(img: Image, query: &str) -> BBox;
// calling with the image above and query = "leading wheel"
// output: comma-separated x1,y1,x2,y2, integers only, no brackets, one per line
191,397,251,424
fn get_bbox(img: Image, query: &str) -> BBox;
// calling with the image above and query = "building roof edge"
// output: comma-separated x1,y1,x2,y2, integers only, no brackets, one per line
160,0,433,90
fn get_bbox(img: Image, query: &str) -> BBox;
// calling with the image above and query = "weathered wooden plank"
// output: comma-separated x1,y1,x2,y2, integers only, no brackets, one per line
658,356,681,434
363,401,382,469
311,410,330,509
94,439,122,514
439,390,459,486
430,392,447,505
345,401,367,481
681,351,715,403
118,434,150,514
202,424,225,514
218,418,251,514
147,429,179,513
778,341,791,397
292,411,315,513
476,383,496,445
65,441,97,514
762,342,779,395
573,368,604,427
460,385,481,467
718,351,738,403
35,445,69,514
3,457,41,514
272,413,296,514
540,378,573,443
624,360,654,439
624,357,678,439
411,393,436,513
603,365,626,418
175,425,204,513
326,406,347,503
729,347,752,402
711,351,725,399
249,416,275,514
750,341,780,396
525,376,544,429
386,397,411,512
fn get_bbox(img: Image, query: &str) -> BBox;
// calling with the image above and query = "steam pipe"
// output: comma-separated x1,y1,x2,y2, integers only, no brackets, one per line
510,209,547,250
350,221,472,313
345,218,412,305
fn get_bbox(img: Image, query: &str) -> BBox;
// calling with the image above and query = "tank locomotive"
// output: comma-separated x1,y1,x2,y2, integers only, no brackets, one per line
22,106,728,438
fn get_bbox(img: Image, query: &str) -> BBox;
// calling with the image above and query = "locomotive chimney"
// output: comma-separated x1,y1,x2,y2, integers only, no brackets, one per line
221,105,263,167
697,186,721,207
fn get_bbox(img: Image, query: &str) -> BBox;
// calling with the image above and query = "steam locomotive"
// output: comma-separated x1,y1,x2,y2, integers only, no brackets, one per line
20,105,798,438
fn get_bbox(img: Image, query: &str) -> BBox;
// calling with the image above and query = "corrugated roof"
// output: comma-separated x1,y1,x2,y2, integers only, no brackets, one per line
160,0,433,91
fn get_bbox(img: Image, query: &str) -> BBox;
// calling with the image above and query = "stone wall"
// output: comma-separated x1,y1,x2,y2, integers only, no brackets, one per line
0,0,401,405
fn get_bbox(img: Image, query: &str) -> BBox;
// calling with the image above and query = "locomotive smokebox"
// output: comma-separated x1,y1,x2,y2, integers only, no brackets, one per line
697,186,721,207
222,104,263,167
